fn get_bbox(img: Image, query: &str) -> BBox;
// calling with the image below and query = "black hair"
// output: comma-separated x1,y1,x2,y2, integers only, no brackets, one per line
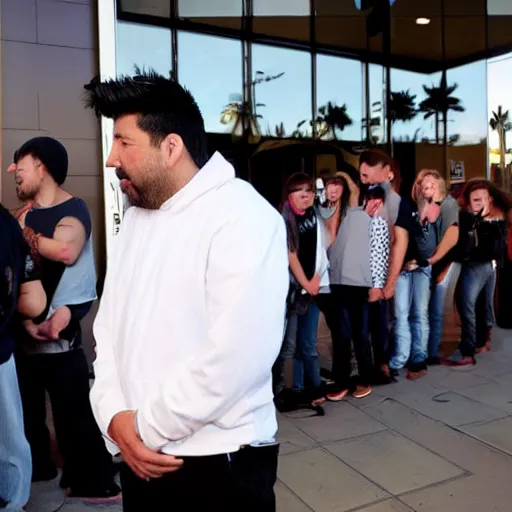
364,185,386,203
83,68,209,168
359,149,401,192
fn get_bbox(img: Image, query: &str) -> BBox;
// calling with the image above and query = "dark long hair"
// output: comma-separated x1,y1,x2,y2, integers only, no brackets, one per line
461,178,512,215
281,173,314,252
327,174,351,234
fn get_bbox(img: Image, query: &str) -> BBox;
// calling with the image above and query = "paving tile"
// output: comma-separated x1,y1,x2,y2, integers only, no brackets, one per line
278,416,317,455
424,367,490,390
278,448,389,512
286,401,387,443
489,370,512,387
61,500,122,511
326,430,464,495
275,480,313,512
361,397,512,476
456,382,512,414
26,479,66,512
401,473,512,512
461,417,512,456
391,390,508,427
358,499,414,512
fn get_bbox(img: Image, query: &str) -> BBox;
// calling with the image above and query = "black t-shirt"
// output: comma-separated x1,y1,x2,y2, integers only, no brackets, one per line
0,204,39,364
295,207,317,280
395,199,417,263
395,198,438,264
24,197,92,323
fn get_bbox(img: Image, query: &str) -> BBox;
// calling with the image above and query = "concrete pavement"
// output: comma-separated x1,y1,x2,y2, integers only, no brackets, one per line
28,328,512,511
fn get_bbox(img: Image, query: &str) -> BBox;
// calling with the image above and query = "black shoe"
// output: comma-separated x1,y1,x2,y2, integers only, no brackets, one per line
67,483,121,503
389,368,399,381
0,496,8,509
427,356,441,366
274,388,300,413
32,466,58,482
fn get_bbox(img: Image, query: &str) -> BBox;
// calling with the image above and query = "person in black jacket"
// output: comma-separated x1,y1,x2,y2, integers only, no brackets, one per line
443,179,511,366
0,203,46,511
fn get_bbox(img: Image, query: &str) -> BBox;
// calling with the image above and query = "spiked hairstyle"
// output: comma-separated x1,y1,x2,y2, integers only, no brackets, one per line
83,68,209,168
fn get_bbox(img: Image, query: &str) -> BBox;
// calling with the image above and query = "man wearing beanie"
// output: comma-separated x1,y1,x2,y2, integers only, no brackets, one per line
9,137,120,501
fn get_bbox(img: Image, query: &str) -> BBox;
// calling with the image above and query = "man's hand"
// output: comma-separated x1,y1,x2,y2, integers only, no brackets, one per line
383,282,396,300
108,411,183,480
24,320,52,341
403,260,418,272
304,274,321,296
368,288,384,303
37,307,72,340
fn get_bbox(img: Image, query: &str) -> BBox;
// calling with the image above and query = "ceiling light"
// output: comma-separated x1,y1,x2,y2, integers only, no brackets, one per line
416,17,431,25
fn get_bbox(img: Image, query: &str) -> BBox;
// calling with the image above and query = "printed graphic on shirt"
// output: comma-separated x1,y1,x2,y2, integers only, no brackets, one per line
369,217,390,289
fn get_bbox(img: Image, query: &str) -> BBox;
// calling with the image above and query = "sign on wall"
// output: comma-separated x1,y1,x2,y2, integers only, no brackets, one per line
449,159,466,184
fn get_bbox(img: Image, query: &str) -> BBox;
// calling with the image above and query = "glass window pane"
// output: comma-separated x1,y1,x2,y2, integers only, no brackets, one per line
116,21,172,77
447,61,487,146
488,0,512,14
252,45,311,138
119,0,170,18
253,0,310,39
316,55,363,141
178,0,242,29
447,61,487,182
178,32,242,134
488,53,512,169
253,0,309,16
390,68,442,145
368,64,386,144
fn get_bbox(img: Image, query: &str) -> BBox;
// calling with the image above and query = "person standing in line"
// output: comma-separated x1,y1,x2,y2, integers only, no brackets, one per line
388,180,439,381
0,203,46,512
275,173,330,412
324,181,386,401
8,137,120,501
409,170,460,365
84,71,289,510
443,179,510,366
359,149,401,383
315,173,352,356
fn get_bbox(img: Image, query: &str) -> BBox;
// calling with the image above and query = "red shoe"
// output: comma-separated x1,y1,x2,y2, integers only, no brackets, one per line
441,350,476,367
326,389,349,402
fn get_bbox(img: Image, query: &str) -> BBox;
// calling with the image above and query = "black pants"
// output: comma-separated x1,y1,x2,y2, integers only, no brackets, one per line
330,285,373,389
16,349,115,491
120,445,279,511
369,299,390,368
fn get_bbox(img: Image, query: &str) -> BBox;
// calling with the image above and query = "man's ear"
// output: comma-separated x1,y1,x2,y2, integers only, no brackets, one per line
161,133,184,168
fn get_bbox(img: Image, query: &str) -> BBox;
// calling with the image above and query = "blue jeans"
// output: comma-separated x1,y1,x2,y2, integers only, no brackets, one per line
390,266,432,370
0,355,31,511
456,262,496,357
286,303,322,391
428,263,461,358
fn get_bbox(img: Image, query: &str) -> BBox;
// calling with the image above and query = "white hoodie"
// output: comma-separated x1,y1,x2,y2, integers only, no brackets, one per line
90,152,289,456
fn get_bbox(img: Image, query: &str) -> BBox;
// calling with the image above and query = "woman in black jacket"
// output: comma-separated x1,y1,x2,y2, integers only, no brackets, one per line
443,179,510,366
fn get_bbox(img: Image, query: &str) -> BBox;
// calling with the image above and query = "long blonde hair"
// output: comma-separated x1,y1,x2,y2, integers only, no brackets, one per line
412,169,447,204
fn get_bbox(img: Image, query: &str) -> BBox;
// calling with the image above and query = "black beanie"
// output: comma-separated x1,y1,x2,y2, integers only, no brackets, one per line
14,137,68,185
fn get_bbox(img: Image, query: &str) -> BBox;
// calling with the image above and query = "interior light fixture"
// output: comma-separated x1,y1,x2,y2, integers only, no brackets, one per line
416,17,431,25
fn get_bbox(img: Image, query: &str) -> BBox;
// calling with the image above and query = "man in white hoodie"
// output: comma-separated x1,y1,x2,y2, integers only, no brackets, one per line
83,71,289,510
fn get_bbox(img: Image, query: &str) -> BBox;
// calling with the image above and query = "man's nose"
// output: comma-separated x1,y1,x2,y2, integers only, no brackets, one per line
106,148,119,169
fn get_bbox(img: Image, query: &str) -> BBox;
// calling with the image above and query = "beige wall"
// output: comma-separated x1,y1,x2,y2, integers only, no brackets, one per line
415,143,488,184
1,0,104,353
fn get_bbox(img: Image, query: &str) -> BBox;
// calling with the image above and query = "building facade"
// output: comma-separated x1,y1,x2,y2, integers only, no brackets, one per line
1,0,512,350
